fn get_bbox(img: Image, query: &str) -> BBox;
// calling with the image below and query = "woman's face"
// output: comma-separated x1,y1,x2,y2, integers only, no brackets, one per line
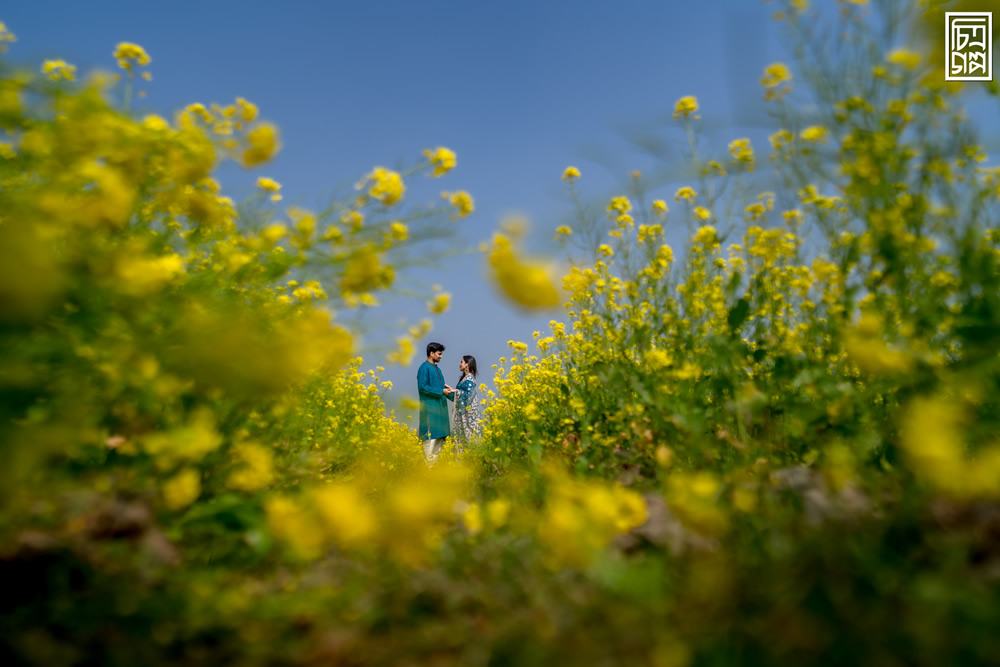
459,359,468,372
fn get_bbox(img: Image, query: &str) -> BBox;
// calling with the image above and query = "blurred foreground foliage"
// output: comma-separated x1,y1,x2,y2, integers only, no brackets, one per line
3,2,1000,666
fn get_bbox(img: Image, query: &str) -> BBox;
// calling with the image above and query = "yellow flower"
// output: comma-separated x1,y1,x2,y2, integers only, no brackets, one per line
844,313,911,374
443,190,474,217
115,253,185,295
675,186,697,203
562,166,581,181
598,244,614,257
488,233,560,310
800,125,828,142
388,337,416,366
262,223,287,245
256,176,282,201
887,48,920,71
242,123,280,166
428,292,451,314
227,442,274,492
361,167,405,206
0,21,16,52
389,221,409,241
693,225,716,245
674,95,699,119
608,196,632,215
236,97,258,122
652,200,668,215
761,62,791,88
341,210,364,232
728,138,754,165
163,469,200,510
423,146,457,177
41,59,76,81
313,484,377,547
769,129,793,151
141,115,170,132
341,246,394,296
693,206,711,221
113,42,151,70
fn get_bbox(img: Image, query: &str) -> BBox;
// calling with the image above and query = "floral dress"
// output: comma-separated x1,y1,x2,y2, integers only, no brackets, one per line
453,373,483,444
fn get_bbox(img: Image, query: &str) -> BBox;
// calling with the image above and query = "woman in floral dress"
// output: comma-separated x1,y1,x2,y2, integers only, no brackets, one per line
453,355,483,449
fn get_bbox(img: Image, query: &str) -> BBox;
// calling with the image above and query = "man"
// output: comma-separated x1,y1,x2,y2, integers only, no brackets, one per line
417,341,454,465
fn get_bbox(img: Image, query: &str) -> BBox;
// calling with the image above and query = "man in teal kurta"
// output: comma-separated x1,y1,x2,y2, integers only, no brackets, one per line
417,341,454,464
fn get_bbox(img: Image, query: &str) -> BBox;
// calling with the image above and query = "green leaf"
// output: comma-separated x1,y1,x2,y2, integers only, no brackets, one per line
727,297,750,334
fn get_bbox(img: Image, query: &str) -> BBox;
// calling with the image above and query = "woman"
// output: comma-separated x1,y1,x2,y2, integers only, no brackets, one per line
453,355,483,449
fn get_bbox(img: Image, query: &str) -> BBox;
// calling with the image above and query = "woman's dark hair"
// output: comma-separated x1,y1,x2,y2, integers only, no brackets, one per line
458,355,477,385
426,341,445,357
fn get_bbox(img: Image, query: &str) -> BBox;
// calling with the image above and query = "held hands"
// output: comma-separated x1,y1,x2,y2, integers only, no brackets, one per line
443,385,454,396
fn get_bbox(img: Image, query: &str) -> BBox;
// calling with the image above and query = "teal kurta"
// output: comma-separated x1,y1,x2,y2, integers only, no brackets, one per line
417,361,453,440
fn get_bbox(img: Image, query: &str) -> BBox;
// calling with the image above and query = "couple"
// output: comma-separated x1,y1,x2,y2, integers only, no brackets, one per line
417,341,482,464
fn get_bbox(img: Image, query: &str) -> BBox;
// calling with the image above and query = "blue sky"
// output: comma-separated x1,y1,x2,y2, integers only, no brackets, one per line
5,0,797,419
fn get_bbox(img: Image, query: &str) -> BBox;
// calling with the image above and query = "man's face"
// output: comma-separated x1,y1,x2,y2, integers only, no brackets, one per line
431,350,443,363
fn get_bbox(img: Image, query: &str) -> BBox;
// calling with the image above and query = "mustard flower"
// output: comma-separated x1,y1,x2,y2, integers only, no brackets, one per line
675,186,697,202
423,146,457,177
783,209,803,224
256,176,282,201
555,225,572,237
236,97,258,122
598,244,614,257
113,42,151,70
769,129,793,151
693,206,711,221
242,124,280,166
674,95,699,119
761,62,791,88
41,59,76,81
800,125,828,142
488,233,560,309
361,167,405,206
227,443,274,492
443,190,474,217
314,484,377,546
608,195,632,215
728,137,754,166
652,200,668,216
887,49,921,71
141,115,170,132
389,221,408,241
428,292,451,314
562,166,581,181
162,469,201,510
0,22,15,53
693,225,717,245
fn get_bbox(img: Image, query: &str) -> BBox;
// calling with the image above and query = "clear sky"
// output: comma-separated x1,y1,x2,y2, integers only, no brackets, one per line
5,0,796,418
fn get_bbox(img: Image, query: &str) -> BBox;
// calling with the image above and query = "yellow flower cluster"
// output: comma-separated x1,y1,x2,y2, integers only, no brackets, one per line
487,232,561,310
42,59,76,81
423,146,456,177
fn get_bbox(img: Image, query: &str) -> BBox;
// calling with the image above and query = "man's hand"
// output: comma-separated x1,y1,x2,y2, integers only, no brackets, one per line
443,386,454,396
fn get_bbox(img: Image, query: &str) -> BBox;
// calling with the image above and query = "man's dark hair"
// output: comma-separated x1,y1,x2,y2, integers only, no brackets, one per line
426,341,445,357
